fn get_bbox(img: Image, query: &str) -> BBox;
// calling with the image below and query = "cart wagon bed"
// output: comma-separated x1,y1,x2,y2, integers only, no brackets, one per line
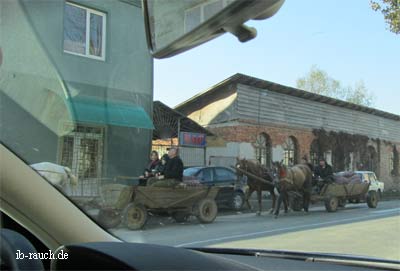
124,184,219,230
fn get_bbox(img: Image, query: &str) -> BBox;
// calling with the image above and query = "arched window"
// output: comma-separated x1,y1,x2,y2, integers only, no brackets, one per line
283,136,298,166
389,151,394,175
366,146,378,172
391,145,399,176
255,133,272,167
310,139,320,166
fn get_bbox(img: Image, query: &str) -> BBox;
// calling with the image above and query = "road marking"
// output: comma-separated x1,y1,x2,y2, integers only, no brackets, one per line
372,208,400,214
175,212,400,247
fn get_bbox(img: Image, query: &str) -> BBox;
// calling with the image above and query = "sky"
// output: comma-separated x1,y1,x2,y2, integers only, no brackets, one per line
153,0,399,115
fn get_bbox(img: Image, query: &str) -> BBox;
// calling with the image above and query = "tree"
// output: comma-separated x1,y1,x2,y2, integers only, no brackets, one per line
370,0,400,34
296,66,375,107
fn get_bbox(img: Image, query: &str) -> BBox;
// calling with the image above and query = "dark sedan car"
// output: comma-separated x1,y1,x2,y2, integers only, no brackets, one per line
183,166,247,211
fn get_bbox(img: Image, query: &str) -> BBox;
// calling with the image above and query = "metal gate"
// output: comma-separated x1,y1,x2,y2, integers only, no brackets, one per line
59,124,105,197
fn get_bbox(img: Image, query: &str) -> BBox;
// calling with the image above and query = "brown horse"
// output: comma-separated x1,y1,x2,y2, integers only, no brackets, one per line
272,161,313,218
235,159,288,215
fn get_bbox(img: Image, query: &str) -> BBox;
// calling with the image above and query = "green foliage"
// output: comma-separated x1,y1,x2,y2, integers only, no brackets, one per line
312,128,371,171
393,145,399,176
371,0,400,34
297,66,375,107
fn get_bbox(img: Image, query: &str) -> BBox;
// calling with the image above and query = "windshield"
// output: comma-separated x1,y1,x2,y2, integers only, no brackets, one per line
1,0,399,263
183,168,201,176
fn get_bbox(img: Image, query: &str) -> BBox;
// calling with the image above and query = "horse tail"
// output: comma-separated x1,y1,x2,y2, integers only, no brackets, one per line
64,167,78,186
274,186,280,196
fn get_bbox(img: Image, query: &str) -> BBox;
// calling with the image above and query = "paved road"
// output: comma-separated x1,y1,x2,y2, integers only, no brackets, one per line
112,200,400,260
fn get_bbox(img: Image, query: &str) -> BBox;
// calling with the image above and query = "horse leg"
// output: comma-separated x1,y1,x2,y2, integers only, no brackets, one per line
269,189,276,214
303,191,311,213
283,193,289,213
302,178,312,213
274,192,284,218
245,187,254,211
256,189,262,216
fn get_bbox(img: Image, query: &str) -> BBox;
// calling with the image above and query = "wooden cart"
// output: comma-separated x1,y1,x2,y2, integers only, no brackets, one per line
123,185,219,230
288,181,379,213
96,183,134,229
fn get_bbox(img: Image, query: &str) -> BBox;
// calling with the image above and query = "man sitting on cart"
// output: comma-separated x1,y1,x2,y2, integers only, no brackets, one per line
147,147,184,187
314,158,334,190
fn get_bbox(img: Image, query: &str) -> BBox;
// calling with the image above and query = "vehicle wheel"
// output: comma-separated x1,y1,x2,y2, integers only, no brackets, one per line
123,203,147,230
338,198,346,208
367,191,378,208
172,212,190,223
97,208,122,229
196,198,218,223
378,190,382,200
289,196,303,212
324,196,338,212
230,192,244,211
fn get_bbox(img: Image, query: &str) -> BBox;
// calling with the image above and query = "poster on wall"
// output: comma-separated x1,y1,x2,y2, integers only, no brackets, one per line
179,132,206,147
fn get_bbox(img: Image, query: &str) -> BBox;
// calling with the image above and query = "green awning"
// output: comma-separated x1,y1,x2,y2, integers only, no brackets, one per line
68,96,154,129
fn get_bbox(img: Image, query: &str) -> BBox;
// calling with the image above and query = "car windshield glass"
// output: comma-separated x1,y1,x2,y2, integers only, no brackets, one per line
183,168,200,176
1,0,399,263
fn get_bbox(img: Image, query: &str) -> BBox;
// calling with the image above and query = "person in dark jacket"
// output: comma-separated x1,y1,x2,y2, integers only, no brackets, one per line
314,158,334,182
147,147,184,187
139,151,160,186
155,154,169,176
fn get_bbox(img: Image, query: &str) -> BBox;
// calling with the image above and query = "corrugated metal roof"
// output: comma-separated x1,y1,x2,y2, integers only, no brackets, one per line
153,101,213,140
175,73,400,121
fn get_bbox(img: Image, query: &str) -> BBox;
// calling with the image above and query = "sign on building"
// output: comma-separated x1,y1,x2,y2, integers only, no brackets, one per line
179,132,206,147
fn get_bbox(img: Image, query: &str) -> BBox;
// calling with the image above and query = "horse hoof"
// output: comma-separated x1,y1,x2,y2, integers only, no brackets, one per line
256,212,261,216
274,215,278,219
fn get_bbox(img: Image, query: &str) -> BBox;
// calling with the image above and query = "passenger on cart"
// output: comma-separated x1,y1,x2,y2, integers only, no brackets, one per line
314,158,334,191
147,147,184,187
155,154,169,177
138,151,161,186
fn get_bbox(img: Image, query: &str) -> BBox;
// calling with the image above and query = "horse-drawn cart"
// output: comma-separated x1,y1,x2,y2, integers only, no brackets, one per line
124,185,219,230
96,183,219,230
289,180,379,213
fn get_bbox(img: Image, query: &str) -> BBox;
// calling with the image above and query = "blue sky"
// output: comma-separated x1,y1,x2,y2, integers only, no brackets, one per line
154,0,399,115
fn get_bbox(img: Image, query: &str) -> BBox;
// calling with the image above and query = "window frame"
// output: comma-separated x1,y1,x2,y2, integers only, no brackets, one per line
197,168,213,183
58,123,105,179
214,167,235,182
362,173,370,183
368,173,377,182
255,133,272,167
63,2,107,61
283,136,298,166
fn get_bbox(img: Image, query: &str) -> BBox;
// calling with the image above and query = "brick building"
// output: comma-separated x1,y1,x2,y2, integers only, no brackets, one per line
175,73,400,189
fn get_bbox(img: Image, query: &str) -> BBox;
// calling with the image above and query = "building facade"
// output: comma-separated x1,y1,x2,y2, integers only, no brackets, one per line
175,74,400,189
1,0,154,183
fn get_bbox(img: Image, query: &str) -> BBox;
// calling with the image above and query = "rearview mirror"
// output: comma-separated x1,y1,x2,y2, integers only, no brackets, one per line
142,0,285,58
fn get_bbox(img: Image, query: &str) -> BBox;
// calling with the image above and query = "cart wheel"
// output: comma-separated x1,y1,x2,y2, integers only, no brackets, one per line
324,196,338,212
97,208,122,229
338,198,347,208
367,191,378,208
124,203,147,230
196,199,218,223
172,212,190,223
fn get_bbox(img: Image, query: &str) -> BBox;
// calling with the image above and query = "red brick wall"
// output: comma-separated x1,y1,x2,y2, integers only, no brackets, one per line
208,123,315,162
